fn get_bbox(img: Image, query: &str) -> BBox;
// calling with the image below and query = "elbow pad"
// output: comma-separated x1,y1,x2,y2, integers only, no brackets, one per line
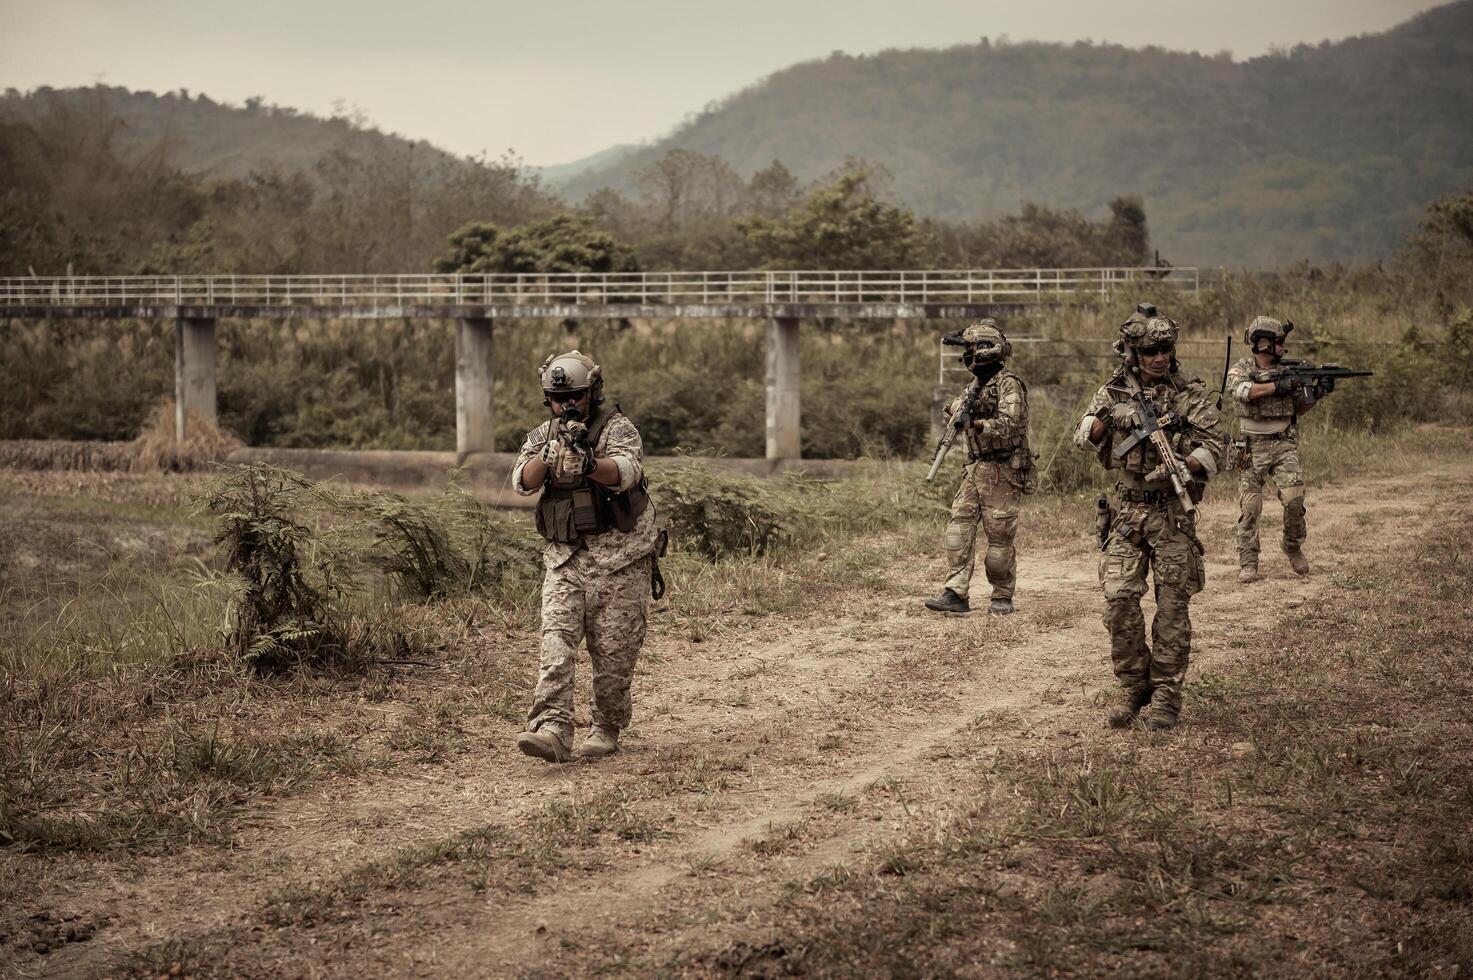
1188,446,1219,479
1073,415,1099,450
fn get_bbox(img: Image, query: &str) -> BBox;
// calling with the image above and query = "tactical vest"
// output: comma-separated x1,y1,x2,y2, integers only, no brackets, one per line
534,408,651,545
963,370,1030,458
1235,357,1297,421
1101,371,1192,477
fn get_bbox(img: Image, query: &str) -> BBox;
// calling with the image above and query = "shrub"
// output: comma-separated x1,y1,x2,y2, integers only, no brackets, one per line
651,459,791,558
349,485,541,602
193,463,355,671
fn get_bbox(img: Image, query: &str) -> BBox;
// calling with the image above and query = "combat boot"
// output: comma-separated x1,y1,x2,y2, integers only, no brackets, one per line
577,725,620,760
1142,686,1181,731
923,588,970,614
516,728,572,763
1105,685,1152,728
988,597,1015,616
1142,709,1179,731
1284,547,1310,576
1238,564,1260,584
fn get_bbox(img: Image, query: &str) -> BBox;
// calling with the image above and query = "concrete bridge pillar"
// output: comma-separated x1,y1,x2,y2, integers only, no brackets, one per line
456,317,495,456
765,316,801,461
174,317,217,441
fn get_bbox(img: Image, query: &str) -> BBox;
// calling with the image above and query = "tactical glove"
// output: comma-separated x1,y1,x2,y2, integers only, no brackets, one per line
538,432,561,465
1273,376,1303,397
1144,453,1190,485
552,442,593,482
1107,401,1140,432
1315,376,1336,397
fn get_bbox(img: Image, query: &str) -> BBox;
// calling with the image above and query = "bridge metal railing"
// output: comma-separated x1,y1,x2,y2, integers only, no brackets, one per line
0,267,1215,308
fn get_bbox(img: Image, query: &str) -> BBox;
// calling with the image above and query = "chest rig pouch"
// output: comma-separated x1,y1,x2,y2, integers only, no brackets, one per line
1246,367,1299,421
534,409,650,545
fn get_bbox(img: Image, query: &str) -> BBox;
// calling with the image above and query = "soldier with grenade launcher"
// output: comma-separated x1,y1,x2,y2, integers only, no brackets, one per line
1226,317,1369,582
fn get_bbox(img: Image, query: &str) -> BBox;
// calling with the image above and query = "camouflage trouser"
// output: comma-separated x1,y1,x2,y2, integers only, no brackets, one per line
943,460,1022,599
528,551,651,741
1099,500,1205,714
1235,433,1305,566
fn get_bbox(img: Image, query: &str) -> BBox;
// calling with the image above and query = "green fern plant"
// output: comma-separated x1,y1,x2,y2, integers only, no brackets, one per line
193,463,353,671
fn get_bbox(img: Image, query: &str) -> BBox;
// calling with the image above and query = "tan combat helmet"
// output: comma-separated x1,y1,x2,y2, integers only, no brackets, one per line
1119,303,1179,357
958,318,1012,364
539,350,604,405
1245,316,1293,351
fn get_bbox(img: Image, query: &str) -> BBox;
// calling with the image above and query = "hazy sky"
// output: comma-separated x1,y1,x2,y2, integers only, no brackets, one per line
0,0,1441,166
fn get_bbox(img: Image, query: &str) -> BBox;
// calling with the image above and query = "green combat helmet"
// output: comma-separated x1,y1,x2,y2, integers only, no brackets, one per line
1245,316,1293,352
539,350,604,407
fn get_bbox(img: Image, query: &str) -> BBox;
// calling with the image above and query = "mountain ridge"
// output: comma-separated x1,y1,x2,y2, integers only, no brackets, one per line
557,1,1473,267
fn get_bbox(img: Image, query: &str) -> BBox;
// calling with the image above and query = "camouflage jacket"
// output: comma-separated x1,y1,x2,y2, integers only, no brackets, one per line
946,369,1029,461
512,410,659,574
1077,368,1225,482
1225,356,1308,424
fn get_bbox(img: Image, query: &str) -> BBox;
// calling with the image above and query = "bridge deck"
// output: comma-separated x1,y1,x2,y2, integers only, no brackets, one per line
2,302,1044,320
0,268,1215,460
0,268,1210,318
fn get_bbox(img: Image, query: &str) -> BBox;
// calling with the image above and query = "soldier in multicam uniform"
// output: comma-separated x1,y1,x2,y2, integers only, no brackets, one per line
924,319,1034,616
1074,305,1224,731
512,351,660,763
1226,317,1333,583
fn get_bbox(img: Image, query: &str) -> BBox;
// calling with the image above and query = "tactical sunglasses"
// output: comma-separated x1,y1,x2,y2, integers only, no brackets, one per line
1135,344,1174,357
546,389,587,403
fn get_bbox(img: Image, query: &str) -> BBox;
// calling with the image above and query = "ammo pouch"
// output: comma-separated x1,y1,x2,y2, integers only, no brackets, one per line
534,479,651,545
535,487,594,544
1012,441,1039,496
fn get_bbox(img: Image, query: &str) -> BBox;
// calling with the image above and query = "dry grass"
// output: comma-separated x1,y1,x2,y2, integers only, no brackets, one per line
0,398,241,474
643,509,1473,978
126,399,242,473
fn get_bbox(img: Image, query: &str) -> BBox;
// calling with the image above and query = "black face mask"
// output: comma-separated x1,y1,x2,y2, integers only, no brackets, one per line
967,358,1003,381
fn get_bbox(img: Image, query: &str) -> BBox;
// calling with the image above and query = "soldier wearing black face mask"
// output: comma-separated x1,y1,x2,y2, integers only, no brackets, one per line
924,319,1035,615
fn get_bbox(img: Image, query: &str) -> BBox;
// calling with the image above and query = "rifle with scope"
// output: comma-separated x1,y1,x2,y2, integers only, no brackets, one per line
1264,359,1374,394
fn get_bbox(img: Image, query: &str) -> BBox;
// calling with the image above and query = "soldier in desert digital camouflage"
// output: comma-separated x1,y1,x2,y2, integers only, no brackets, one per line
1074,304,1224,731
511,351,662,763
1226,316,1335,582
923,319,1035,616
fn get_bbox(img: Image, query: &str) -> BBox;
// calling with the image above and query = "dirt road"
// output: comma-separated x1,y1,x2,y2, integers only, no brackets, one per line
9,456,1470,978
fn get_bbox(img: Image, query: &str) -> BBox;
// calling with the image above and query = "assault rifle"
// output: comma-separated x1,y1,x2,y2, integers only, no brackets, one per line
1112,368,1197,514
1266,359,1374,393
925,377,982,482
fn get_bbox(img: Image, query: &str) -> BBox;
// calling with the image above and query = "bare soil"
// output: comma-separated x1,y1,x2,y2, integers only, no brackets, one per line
3,453,1471,979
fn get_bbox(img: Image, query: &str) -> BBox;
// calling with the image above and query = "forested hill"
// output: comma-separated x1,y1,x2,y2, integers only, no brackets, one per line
558,1,1473,268
0,86,470,182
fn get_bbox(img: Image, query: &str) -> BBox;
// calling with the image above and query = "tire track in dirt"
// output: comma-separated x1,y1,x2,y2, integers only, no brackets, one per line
23,461,1472,978
297,465,1473,979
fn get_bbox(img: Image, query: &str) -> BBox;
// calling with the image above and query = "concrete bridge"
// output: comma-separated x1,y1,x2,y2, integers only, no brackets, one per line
0,268,1212,461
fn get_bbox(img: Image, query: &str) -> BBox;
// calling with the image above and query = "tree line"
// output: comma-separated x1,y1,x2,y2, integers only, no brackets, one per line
0,87,1152,278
